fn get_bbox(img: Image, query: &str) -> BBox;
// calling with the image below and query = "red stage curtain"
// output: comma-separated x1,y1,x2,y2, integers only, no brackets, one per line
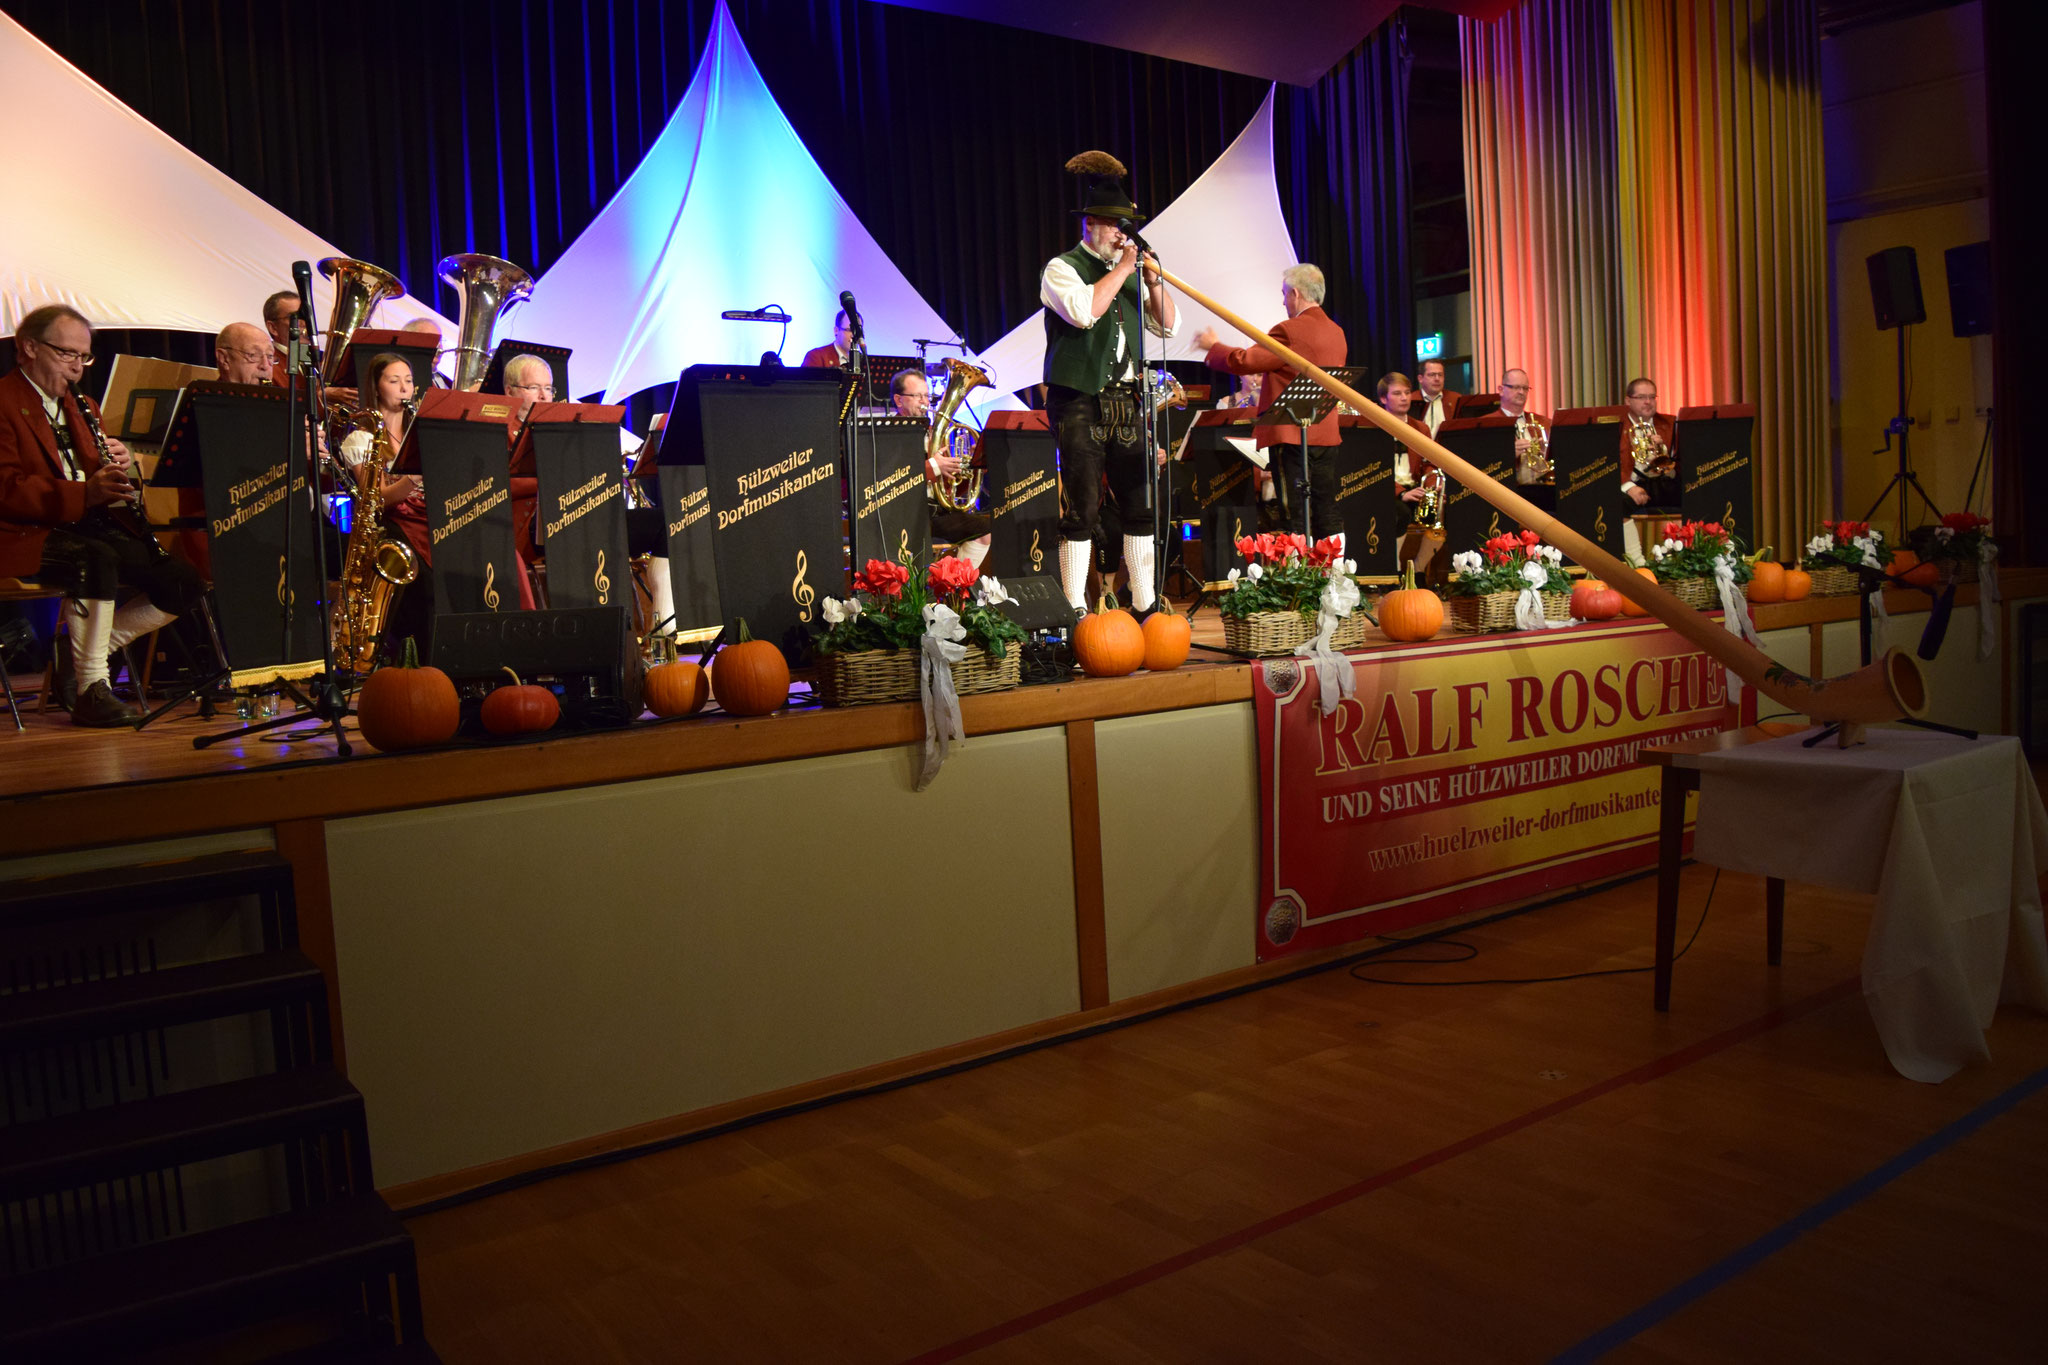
1458,0,1623,418
1611,0,1827,554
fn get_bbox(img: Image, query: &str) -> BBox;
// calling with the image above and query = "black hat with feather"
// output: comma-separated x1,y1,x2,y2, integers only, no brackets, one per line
1066,151,1144,223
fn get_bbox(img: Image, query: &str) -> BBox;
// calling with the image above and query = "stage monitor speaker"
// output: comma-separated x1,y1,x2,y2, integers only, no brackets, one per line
997,574,1081,632
1867,246,1925,330
1944,240,1992,337
430,606,643,726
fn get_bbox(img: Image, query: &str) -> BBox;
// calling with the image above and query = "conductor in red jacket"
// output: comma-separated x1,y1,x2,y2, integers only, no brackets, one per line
0,304,204,725
1196,265,1348,540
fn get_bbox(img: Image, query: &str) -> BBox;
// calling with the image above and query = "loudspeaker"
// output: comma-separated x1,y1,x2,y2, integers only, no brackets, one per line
1944,240,1992,337
1867,246,1925,330
430,606,644,726
996,574,1083,632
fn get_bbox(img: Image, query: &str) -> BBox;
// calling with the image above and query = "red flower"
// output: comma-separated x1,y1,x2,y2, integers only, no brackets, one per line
1941,511,1990,531
855,558,911,599
927,556,979,597
1518,529,1541,547
1235,534,1260,562
1308,536,1343,566
1281,533,1312,560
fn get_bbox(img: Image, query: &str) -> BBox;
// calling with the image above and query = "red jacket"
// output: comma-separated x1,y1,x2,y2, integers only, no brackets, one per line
800,343,845,369
0,367,104,577
1619,412,1677,485
1391,413,1434,483
1205,305,1348,449
1413,388,1464,432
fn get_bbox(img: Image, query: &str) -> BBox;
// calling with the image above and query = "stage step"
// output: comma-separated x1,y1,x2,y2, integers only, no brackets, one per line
0,949,327,1052
0,1066,368,1202
0,848,299,943
0,1197,422,1356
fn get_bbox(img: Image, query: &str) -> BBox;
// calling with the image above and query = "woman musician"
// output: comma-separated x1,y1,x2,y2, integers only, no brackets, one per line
335,352,435,655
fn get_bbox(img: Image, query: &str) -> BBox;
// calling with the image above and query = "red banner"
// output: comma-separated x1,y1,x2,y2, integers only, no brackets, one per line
1253,618,1751,958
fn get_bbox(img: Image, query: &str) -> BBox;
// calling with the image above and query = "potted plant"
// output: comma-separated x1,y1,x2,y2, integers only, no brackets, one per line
1640,519,1754,610
1216,533,1369,656
1926,511,1993,585
1446,529,1572,633
1800,519,1891,596
812,555,1028,706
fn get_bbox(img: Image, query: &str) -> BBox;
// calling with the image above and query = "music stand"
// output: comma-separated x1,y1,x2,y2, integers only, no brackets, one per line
510,401,629,613
1267,367,1362,537
330,329,441,401
478,340,572,399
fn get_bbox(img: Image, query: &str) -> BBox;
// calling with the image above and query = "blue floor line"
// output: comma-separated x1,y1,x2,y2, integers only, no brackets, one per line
1552,1061,2048,1363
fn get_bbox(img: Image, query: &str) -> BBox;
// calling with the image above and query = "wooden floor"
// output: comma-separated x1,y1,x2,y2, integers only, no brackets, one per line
403,867,2048,1363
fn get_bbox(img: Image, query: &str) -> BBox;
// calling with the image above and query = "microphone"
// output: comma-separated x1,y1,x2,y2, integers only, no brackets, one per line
839,290,864,341
1918,583,1956,660
291,259,314,311
289,260,318,375
1116,218,1156,257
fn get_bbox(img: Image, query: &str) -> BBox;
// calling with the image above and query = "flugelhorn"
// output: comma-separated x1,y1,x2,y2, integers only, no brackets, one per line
1156,267,1926,740
438,253,534,391
316,257,404,386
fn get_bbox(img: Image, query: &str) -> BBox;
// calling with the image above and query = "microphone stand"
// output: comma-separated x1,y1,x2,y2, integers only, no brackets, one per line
1128,239,1164,612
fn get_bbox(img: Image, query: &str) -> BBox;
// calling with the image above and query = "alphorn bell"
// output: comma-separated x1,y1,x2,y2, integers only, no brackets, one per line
1159,268,1927,743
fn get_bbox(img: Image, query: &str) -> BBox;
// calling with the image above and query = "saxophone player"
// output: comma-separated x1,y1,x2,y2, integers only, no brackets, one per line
897,368,991,573
1499,368,1554,513
336,353,433,656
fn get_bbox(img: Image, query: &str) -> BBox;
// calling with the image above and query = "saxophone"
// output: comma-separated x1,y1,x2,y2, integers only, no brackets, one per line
333,406,421,674
1515,412,1552,484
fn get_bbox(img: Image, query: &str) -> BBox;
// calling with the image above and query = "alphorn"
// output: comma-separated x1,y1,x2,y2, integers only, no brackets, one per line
1161,268,1926,739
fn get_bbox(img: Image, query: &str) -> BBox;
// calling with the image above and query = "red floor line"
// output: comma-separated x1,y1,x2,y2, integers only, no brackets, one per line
900,975,1863,1365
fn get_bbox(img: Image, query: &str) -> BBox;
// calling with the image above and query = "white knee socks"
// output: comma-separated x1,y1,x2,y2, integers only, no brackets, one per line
107,597,175,653
1123,534,1157,612
69,598,115,690
1058,539,1093,611
960,537,990,574
644,556,675,631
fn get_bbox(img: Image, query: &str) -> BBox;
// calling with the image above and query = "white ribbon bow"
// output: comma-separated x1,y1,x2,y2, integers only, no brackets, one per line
915,603,968,791
1711,554,1760,708
1294,573,1360,715
1978,540,2001,661
1514,560,1574,632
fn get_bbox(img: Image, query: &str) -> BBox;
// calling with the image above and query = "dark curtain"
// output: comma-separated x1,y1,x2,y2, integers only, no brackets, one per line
6,0,1270,355
1273,17,1414,385
1985,1,2042,564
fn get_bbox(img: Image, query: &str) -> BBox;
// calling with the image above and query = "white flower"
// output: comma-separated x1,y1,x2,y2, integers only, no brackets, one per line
1541,546,1564,566
1851,535,1878,563
1341,558,1357,576
1658,538,1683,556
922,602,966,642
1246,562,1264,581
1226,567,1242,583
1451,551,1483,576
1869,527,1885,543
1321,571,1361,618
973,575,1015,607
1934,525,1955,542
1806,534,1833,557
821,597,850,625
1650,544,1668,561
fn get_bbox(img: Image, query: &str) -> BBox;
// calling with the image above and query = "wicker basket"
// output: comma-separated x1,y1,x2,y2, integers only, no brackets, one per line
1805,564,1860,597
1650,575,1717,610
1937,558,1981,585
814,645,1021,707
1447,590,1573,634
1222,609,1368,657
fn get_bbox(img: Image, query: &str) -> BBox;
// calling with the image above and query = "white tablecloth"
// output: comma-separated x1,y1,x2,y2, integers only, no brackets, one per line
1691,728,2048,1082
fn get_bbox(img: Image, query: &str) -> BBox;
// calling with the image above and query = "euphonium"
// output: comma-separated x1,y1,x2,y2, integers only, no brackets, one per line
316,257,404,386
926,357,992,512
1515,412,1552,483
438,253,535,391
333,405,421,674
1629,415,1677,480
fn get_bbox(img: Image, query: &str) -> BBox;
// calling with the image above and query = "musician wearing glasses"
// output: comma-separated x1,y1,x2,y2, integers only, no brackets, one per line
801,312,855,369
503,354,554,608
215,322,276,386
896,368,992,574
1619,378,1678,509
1042,152,1178,617
1500,368,1554,512
1,305,204,725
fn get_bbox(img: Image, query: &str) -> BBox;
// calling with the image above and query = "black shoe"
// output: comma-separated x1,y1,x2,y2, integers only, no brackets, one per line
52,647,77,712
72,679,139,728
1130,602,1160,624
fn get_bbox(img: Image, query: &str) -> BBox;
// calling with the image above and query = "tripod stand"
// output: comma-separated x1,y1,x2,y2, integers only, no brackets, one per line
1861,322,1941,539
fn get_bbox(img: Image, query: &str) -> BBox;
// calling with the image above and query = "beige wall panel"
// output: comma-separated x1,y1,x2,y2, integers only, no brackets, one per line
1754,625,1814,725
1097,704,1259,1001
326,731,1078,1187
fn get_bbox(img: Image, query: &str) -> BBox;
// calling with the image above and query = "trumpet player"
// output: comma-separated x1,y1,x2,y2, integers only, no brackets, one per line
896,368,991,573
1500,368,1554,513
1384,372,1447,588
1619,378,1679,509
1378,372,1435,507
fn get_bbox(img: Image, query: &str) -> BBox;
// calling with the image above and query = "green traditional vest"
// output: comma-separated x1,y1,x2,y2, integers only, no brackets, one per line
1042,245,1145,393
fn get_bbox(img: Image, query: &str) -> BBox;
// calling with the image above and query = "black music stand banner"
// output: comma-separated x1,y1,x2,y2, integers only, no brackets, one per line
663,365,844,662
333,329,440,401
158,382,326,683
656,463,722,644
1550,406,1626,562
1333,418,1407,581
1678,405,1757,545
481,340,573,400
978,411,1059,582
1434,416,1519,551
519,403,629,613
1174,412,1261,586
855,416,933,567
398,389,519,616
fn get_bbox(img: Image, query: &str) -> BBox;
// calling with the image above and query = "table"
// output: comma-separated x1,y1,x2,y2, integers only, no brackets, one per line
1643,727,2048,1082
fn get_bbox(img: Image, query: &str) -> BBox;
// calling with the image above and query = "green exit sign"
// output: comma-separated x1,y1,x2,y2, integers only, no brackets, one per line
1416,333,1444,360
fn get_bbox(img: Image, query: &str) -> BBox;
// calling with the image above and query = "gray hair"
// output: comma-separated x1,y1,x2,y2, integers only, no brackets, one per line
506,353,552,389
1281,264,1326,304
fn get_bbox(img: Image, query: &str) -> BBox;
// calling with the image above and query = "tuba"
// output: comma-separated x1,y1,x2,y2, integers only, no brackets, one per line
926,357,992,512
438,253,534,391
333,404,421,674
316,257,404,386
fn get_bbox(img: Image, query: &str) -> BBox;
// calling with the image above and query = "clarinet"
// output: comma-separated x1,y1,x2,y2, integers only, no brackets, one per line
72,382,171,560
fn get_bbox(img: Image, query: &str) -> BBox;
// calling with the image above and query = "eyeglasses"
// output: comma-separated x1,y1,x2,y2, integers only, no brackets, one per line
223,347,273,366
508,382,555,396
1502,383,1530,393
34,341,94,366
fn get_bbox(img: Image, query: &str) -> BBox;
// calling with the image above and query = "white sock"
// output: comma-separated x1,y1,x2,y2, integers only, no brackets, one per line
1259,477,1278,502
644,556,675,631
1123,534,1157,611
107,597,175,653
960,537,990,574
70,598,114,690
1058,539,1092,611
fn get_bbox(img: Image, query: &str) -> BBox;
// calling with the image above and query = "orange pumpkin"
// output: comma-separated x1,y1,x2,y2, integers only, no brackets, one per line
1748,561,1787,603
1141,601,1192,671
1619,566,1658,617
1782,567,1813,601
711,619,791,716
481,666,559,736
1892,549,1937,588
1570,580,1623,620
356,636,460,752
1075,599,1146,677
644,660,710,718
1379,567,1443,642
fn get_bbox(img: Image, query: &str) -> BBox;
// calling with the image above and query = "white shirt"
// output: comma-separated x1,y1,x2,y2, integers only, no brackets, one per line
24,374,83,482
1417,391,1446,435
1040,241,1178,382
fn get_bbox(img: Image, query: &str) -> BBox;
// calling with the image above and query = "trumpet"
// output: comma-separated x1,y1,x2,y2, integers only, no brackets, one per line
1414,464,1446,533
1629,415,1676,480
1515,412,1552,484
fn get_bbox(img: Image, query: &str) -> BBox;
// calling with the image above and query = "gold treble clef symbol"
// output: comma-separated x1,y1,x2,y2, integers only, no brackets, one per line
792,549,815,622
1485,512,1501,538
483,562,501,611
276,555,293,607
1365,516,1380,556
1723,500,1735,533
897,529,913,566
1029,528,1043,572
594,550,610,605
1594,507,1610,543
